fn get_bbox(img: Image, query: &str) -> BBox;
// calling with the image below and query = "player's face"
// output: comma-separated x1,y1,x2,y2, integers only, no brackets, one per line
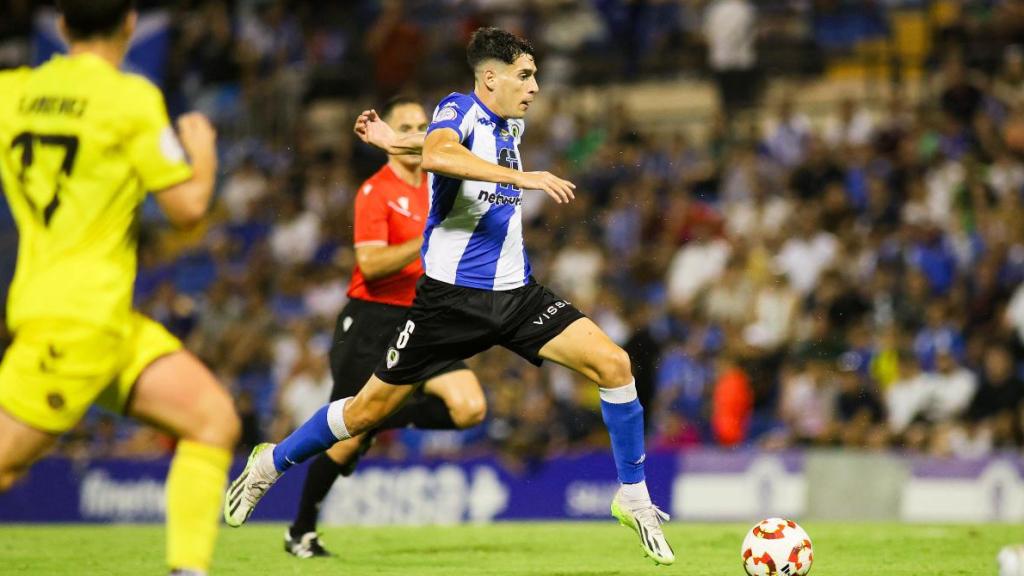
495,54,538,119
386,103,429,168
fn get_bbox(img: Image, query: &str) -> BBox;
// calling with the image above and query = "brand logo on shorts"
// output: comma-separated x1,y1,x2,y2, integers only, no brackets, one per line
533,300,570,325
47,392,65,410
386,347,400,368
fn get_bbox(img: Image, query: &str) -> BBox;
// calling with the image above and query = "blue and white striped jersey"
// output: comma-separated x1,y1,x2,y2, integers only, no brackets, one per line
422,92,531,291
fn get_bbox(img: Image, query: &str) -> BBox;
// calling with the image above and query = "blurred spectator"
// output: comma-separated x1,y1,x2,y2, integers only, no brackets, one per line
666,219,730,308
834,366,885,448
967,343,1023,425
923,351,978,424
764,96,812,168
551,227,605,307
823,98,874,150
774,208,838,295
886,352,929,437
711,352,753,446
703,0,758,124
273,352,332,438
780,358,837,444
221,157,269,224
269,193,322,266
364,0,424,97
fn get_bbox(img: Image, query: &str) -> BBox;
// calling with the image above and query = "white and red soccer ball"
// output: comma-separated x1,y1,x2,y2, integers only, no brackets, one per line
741,518,814,576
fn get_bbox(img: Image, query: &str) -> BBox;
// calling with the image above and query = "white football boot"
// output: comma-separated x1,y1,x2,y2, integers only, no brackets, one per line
224,443,280,527
611,488,676,565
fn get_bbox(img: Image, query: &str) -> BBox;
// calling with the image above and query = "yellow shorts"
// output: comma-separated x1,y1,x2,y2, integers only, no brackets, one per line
0,313,182,433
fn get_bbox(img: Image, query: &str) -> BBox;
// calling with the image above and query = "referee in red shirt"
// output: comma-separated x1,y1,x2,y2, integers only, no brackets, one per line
284,97,485,558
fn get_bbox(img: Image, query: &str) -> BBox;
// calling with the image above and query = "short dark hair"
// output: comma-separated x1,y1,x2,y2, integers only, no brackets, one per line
58,0,134,40
380,95,422,122
466,27,534,69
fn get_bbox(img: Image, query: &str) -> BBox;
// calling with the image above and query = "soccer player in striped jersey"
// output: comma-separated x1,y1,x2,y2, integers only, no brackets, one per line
226,27,674,565
283,97,485,558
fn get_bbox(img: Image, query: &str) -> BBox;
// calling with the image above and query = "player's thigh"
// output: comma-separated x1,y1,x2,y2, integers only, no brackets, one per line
118,314,238,448
127,350,239,449
423,366,485,425
0,406,58,488
537,317,632,386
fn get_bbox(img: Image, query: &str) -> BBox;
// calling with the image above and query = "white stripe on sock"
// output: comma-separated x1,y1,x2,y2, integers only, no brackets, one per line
326,397,352,440
599,379,637,404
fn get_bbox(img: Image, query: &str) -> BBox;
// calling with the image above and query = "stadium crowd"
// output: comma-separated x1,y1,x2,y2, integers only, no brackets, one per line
3,0,1024,463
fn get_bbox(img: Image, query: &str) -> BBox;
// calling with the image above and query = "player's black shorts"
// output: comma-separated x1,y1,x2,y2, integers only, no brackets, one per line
374,276,587,385
328,297,468,399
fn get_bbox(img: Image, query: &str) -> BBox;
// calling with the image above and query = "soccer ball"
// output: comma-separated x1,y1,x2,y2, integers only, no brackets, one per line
741,517,813,576
999,545,1024,576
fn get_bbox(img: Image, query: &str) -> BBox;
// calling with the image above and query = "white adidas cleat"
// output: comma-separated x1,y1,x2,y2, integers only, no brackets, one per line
224,443,280,527
611,489,676,565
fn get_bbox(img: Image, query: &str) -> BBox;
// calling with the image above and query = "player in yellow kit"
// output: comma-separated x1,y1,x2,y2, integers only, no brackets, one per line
0,1,239,574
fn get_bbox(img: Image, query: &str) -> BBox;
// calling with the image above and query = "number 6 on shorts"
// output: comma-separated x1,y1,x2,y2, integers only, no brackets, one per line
396,320,415,349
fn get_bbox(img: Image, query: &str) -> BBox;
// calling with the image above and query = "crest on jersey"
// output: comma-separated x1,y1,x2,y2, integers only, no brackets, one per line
159,127,186,163
510,124,521,138
386,348,400,368
398,196,409,211
434,104,458,122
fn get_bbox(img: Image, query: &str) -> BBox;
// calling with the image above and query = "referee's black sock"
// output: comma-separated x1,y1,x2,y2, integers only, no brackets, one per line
379,394,458,430
290,454,344,537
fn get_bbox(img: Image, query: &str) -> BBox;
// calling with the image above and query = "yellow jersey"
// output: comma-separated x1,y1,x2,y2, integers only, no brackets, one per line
0,53,192,334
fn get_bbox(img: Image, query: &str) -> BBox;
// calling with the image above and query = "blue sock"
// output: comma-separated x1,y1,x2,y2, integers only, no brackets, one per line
273,398,350,473
599,381,646,484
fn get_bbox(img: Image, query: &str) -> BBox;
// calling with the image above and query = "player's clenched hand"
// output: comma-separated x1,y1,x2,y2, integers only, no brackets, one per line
515,171,576,204
354,108,396,152
353,109,376,142
177,112,217,167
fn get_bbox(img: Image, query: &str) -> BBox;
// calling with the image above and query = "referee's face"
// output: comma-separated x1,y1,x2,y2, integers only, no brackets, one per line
493,54,538,119
386,103,429,168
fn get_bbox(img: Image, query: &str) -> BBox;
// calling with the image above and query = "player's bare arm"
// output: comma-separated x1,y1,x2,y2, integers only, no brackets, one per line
423,127,576,204
354,109,426,155
356,236,423,281
355,110,575,204
154,112,217,227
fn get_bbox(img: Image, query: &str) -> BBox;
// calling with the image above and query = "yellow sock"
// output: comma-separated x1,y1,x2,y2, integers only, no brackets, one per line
166,440,232,572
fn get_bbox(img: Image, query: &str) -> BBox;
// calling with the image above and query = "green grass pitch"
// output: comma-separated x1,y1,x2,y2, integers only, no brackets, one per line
0,522,1013,575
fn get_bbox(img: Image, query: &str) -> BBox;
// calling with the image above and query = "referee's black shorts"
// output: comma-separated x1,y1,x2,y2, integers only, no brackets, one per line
328,297,468,400
374,275,586,385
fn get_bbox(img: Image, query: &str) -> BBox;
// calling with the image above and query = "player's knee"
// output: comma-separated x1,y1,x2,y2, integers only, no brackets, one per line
594,346,633,388
450,396,487,428
219,408,242,448
184,390,241,450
